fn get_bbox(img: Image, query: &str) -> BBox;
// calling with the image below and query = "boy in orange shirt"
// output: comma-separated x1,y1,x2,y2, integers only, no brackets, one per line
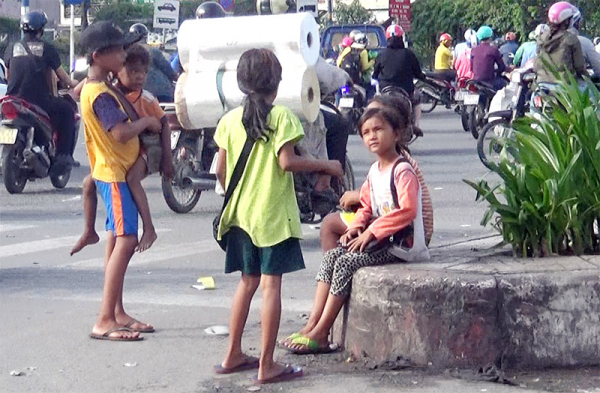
72,43,173,261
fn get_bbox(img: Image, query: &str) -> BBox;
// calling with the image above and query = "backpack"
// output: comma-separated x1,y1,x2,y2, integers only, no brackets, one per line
340,50,361,84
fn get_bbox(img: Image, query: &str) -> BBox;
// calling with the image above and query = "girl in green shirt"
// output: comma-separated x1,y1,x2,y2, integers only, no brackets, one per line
213,48,343,384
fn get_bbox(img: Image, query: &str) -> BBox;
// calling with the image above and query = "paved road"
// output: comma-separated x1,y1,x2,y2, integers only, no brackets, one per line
0,108,542,393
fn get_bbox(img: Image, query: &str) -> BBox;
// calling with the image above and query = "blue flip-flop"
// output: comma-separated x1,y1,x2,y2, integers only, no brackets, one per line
214,357,259,374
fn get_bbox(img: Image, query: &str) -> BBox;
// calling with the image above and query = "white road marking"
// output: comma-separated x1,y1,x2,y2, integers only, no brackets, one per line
62,239,218,268
0,228,172,258
0,223,37,233
61,195,82,203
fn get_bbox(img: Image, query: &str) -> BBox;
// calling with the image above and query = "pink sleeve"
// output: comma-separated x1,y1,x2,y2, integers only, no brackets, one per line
348,178,373,231
368,168,419,240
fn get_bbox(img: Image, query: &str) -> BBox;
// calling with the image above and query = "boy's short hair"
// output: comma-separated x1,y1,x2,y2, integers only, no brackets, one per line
125,44,150,68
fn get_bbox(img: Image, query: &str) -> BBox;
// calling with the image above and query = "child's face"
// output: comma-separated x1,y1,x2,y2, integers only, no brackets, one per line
93,45,127,75
360,116,399,156
118,61,148,92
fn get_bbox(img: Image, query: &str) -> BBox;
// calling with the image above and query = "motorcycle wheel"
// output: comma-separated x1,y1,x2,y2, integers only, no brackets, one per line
50,167,71,189
467,105,480,139
2,141,27,194
477,119,513,170
161,142,202,214
418,87,438,114
460,106,469,132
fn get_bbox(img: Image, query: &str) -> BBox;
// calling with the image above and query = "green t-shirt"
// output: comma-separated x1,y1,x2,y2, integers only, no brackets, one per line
214,105,305,247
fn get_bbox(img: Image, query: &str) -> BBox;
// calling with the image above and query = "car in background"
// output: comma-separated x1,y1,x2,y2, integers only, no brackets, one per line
321,24,387,61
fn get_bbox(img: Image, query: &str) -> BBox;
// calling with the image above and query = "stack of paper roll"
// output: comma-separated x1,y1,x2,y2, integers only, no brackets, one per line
175,12,321,129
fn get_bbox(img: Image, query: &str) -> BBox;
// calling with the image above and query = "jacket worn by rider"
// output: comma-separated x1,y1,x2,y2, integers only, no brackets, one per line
3,37,61,106
534,30,586,84
471,42,506,82
372,47,423,95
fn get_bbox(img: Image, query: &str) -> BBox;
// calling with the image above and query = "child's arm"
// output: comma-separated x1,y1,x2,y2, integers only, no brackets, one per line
159,116,174,179
278,142,343,176
341,179,373,247
369,168,419,240
111,116,161,144
216,147,226,189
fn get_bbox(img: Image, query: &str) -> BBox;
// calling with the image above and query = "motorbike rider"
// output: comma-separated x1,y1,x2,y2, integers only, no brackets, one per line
129,23,178,102
499,32,519,66
337,33,374,87
454,31,478,80
372,24,425,126
534,1,586,85
567,3,600,76
514,25,548,68
3,10,78,168
434,33,456,82
453,29,476,62
470,25,507,91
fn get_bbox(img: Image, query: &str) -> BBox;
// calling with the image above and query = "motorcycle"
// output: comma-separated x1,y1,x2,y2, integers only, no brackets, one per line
338,84,366,134
477,69,535,169
463,79,501,139
0,93,79,193
415,72,458,113
161,102,356,222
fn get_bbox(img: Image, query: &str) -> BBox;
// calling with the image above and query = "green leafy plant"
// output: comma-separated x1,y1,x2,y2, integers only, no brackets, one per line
465,72,600,257
333,0,375,25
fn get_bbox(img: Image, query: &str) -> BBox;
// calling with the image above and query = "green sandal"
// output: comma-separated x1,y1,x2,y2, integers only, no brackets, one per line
286,335,340,355
278,332,302,348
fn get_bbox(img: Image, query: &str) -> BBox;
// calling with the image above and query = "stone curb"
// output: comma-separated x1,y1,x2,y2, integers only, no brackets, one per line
332,239,600,370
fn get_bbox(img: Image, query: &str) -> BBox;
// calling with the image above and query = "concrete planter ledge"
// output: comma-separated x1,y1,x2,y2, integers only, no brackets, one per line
332,243,600,371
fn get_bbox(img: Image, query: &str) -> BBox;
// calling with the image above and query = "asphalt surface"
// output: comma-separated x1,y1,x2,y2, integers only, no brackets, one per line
3,108,591,392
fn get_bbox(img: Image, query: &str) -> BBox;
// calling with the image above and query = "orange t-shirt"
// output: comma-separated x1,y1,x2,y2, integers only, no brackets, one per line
125,89,165,120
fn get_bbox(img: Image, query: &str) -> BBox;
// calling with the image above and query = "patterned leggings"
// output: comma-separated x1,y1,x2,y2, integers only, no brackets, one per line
315,246,398,297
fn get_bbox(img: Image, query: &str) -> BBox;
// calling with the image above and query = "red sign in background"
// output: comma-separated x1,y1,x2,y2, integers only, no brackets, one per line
389,0,412,32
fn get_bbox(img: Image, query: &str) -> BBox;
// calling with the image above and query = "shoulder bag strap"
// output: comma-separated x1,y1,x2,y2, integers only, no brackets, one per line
390,155,409,209
221,137,255,212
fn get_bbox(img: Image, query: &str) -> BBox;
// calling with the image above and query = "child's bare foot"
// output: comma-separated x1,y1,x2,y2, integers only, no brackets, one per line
135,227,157,253
70,231,100,256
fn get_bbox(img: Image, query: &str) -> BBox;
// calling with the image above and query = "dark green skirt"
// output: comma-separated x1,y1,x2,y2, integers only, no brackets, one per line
223,227,305,275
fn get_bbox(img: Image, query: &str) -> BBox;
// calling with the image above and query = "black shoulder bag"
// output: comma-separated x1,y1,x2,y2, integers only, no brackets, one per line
363,156,414,253
213,137,255,251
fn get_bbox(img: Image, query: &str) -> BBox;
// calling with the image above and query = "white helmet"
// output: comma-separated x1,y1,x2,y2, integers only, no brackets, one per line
534,23,549,38
464,29,476,41
351,33,367,49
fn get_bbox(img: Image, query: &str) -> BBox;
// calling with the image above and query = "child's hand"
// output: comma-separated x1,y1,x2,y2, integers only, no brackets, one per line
340,190,360,210
347,229,375,253
326,160,344,177
146,117,162,133
340,227,362,247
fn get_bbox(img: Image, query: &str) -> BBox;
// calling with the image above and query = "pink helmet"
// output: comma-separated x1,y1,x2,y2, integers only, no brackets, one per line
341,36,354,48
548,1,575,24
386,24,404,39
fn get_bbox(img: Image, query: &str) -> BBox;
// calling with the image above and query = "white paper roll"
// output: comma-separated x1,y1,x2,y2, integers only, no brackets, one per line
178,13,319,73
177,66,320,129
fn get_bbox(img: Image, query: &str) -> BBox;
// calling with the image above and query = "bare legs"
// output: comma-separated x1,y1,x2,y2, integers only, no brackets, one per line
70,175,99,256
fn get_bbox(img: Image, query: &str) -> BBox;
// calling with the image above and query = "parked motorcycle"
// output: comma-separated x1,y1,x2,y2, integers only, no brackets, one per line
161,102,356,220
477,69,535,169
338,84,366,134
0,93,78,193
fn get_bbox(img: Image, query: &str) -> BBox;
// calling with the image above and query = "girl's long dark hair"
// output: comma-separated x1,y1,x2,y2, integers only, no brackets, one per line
236,49,282,141
368,93,421,152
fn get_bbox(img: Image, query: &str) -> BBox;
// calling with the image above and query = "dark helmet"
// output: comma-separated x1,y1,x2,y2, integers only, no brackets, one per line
196,2,226,18
129,23,149,41
21,10,48,34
